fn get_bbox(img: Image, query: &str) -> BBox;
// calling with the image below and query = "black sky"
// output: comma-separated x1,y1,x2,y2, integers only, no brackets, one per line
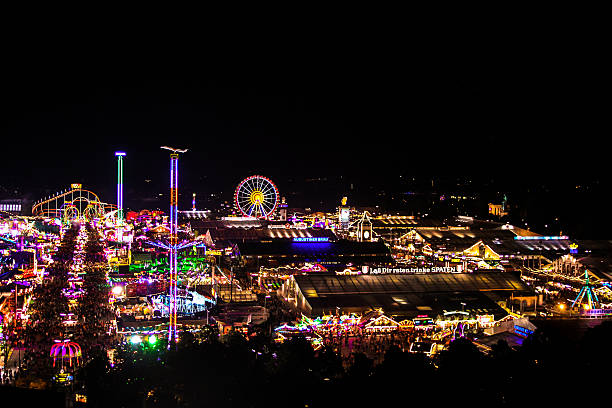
1,21,608,210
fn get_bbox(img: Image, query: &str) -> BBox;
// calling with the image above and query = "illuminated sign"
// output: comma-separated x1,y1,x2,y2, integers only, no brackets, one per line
365,266,457,274
292,237,330,243
514,325,534,338
339,207,350,229
413,317,434,326
71,183,82,189
477,314,494,325
514,236,569,240
54,372,74,383
221,216,258,221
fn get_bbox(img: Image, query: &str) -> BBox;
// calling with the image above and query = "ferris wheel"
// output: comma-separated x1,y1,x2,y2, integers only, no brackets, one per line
234,175,279,219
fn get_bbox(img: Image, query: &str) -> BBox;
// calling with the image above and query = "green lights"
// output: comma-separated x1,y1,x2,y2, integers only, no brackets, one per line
128,334,160,348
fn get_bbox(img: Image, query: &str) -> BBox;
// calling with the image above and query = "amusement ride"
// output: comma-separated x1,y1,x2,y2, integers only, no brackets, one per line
146,146,199,347
234,175,279,219
31,185,116,225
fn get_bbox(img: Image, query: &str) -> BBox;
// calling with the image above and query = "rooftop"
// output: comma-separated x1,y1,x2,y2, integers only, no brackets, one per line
237,239,391,258
293,272,529,297
288,272,530,318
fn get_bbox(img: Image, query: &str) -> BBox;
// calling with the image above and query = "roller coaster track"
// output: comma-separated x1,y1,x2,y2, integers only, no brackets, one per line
31,187,115,220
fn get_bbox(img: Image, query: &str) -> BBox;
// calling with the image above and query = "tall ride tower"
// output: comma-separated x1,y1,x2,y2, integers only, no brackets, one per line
161,146,188,346
115,151,126,226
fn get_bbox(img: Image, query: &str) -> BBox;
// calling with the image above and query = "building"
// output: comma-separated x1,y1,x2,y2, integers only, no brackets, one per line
236,239,392,271
214,305,269,334
488,203,508,217
179,210,211,220
354,211,373,242
398,225,573,269
371,215,434,243
0,199,23,216
547,250,612,282
190,221,336,245
280,271,535,319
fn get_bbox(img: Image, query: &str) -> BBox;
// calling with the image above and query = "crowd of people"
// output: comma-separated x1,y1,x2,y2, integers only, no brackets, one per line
326,329,425,366
12,222,115,388
14,225,78,384
1,359,17,384
262,293,443,367
74,223,115,356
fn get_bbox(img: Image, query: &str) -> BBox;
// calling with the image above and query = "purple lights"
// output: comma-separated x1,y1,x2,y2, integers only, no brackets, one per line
159,146,189,348
116,152,125,224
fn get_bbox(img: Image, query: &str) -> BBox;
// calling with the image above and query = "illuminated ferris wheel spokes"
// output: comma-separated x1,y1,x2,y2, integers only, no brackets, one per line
234,175,279,219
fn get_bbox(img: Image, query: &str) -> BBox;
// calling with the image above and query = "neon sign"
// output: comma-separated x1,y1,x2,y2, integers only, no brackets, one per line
293,237,330,243
514,325,533,338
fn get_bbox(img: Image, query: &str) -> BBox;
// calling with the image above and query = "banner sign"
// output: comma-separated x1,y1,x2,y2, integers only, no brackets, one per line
362,265,457,274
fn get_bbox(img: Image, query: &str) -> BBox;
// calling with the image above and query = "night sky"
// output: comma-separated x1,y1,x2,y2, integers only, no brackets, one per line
1,28,607,222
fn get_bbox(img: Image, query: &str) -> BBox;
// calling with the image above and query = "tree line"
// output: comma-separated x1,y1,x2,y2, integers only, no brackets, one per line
81,319,612,407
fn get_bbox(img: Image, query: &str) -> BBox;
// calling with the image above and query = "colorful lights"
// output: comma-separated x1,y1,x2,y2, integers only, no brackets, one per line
116,151,125,225
169,152,179,346
514,235,569,240
50,340,82,368
234,175,279,220
292,237,329,243
571,270,600,311
129,334,142,344
514,325,534,338
155,146,192,347
111,285,124,297
127,333,163,348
